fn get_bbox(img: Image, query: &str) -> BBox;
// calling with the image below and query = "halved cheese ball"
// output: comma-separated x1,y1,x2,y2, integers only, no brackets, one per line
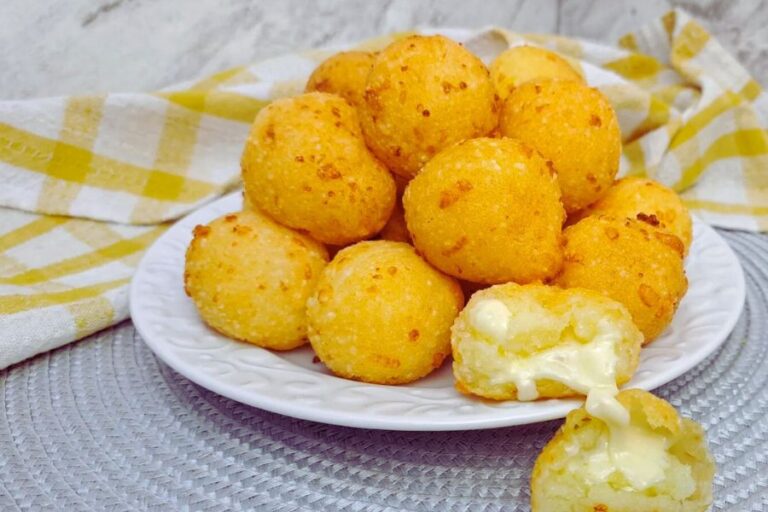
305,51,376,111
241,92,396,245
184,210,328,350
490,45,583,100
451,283,642,401
307,241,463,384
499,80,621,214
572,177,693,255
360,35,498,179
532,389,715,512
554,216,687,343
403,137,565,284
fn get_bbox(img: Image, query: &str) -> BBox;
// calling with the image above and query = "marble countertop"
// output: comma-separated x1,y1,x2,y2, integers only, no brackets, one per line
1,0,766,100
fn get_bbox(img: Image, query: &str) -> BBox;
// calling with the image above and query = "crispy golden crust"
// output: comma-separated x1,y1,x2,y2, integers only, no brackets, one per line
184,210,328,350
305,51,376,111
241,92,396,245
403,137,565,284
554,216,687,343
307,241,464,384
531,389,715,512
499,80,621,214
451,283,643,400
572,177,693,255
490,45,583,100
360,35,498,179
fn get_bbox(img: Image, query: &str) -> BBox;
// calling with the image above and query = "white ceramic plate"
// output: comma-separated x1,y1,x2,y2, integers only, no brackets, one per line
131,191,745,431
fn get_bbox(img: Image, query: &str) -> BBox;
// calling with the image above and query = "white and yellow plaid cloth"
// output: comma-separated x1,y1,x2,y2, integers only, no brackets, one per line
1,9,766,369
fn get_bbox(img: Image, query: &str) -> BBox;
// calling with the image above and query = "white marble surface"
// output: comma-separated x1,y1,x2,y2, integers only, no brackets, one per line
0,0,766,99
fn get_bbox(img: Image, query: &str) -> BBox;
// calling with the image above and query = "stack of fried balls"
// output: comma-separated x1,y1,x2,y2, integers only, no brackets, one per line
184,35,712,511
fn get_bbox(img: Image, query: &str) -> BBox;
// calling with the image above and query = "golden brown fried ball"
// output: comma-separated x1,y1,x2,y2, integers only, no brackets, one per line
307,241,464,384
532,389,715,512
573,177,693,255
554,216,687,343
184,210,328,350
452,283,642,401
305,51,376,111
403,137,565,284
499,80,621,214
360,35,498,179
490,45,583,100
241,92,396,246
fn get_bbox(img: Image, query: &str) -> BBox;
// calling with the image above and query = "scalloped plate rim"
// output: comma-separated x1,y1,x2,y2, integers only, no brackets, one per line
130,191,745,431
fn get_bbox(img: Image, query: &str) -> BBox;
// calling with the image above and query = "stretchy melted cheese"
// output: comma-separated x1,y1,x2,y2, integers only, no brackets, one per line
467,298,625,404
468,298,510,344
452,284,655,491
453,286,642,404
532,388,715,511
469,297,668,489
588,418,672,490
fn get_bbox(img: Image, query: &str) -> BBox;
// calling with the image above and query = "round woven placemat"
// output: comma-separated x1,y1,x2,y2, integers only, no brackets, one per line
0,230,766,512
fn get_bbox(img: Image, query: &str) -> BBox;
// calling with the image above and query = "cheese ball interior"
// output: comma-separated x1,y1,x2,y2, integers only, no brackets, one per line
360,34,498,179
184,210,328,350
305,51,376,111
490,45,583,100
532,389,715,512
555,216,687,343
499,80,621,214
307,241,464,385
452,283,643,401
241,92,396,246
573,177,693,255
403,137,565,284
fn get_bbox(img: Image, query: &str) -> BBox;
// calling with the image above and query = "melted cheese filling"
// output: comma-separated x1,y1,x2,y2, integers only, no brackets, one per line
469,298,510,344
468,298,670,490
468,298,625,404
587,419,671,490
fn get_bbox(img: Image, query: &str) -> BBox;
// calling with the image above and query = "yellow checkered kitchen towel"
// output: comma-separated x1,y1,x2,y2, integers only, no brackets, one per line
1,9,766,369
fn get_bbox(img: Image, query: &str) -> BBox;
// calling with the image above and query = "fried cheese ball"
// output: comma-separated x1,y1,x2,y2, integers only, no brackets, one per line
184,210,328,350
490,45,583,100
452,283,642,401
403,138,565,284
307,241,464,384
554,216,687,343
499,80,621,214
360,35,498,179
305,51,376,110
573,177,693,255
241,92,396,246
532,389,715,512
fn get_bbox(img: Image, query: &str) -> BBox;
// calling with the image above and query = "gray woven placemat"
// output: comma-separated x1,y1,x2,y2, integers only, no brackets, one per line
0,230,766,512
